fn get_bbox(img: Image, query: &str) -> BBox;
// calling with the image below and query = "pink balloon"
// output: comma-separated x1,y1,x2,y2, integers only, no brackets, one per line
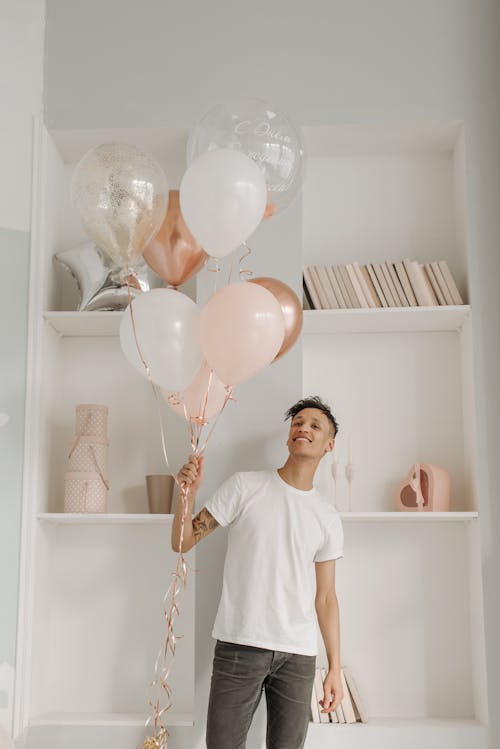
162,360,229,423
200,282,285,386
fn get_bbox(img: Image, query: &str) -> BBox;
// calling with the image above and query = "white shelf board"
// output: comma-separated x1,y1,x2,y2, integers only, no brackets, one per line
36,511,478,525
44,310,123,337
303,306,470,335
37,513,174,525
339,511,478,522
308,716,484,729
305,716,487,748
44,306,471,338
29,712,193,727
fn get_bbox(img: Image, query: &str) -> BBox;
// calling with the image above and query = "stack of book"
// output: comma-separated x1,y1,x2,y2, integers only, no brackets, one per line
310,666,367,725
303,259,464,310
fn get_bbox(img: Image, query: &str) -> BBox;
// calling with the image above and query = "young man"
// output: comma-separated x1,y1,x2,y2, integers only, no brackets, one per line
171,396,344,749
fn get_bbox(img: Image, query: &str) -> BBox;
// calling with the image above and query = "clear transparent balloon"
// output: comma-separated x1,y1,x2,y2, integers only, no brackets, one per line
187,98,305,214
71,142,169,271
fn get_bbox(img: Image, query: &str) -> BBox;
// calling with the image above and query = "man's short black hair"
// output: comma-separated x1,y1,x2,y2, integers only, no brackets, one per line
284,396,339,438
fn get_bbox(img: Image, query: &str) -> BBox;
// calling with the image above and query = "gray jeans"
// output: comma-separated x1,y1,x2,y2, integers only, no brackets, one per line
206,639,316,749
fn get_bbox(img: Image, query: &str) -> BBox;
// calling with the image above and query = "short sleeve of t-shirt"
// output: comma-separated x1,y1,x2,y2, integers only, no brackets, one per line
314,513,344,562
203,472,243,527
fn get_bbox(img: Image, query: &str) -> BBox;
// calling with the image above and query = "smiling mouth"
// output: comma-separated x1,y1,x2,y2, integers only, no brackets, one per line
293,437,311,443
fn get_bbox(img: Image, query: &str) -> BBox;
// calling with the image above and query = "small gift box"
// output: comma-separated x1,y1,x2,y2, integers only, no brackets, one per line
64,471,108,513
68,434,108,477
75,404,108,439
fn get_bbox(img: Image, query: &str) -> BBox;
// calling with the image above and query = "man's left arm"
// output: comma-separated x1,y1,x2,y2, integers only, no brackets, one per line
314,559,344,713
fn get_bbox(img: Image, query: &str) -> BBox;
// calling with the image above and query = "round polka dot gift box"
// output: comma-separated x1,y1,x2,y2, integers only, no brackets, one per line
68,435,108,476
64,472,108,513
75,403,108,439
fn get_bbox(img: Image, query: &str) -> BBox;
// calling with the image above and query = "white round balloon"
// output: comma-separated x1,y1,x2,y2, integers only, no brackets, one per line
179,148,267,258
119,288,203,391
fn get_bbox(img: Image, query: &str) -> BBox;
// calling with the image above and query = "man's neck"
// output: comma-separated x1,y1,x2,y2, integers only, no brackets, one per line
277,456,319,491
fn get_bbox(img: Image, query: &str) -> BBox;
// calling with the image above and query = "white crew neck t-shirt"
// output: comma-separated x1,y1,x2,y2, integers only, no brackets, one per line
203,469,344,656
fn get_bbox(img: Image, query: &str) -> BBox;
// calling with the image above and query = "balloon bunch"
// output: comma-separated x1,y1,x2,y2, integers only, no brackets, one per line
71,97,305,749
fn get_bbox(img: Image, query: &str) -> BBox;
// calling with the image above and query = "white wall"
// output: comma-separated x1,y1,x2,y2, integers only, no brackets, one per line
0,0,44,232
21,0,500,747
0,0,44,739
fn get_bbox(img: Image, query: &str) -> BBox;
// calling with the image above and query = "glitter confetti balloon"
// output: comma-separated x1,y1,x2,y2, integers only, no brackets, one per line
71,142,169,272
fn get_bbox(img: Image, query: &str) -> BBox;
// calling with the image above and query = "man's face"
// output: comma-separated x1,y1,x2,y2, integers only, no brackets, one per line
286,407,334,460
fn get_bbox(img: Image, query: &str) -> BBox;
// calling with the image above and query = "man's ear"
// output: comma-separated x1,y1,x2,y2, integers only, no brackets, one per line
324,437,335,455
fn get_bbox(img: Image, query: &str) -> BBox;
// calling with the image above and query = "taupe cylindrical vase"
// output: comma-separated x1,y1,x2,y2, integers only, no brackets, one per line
146,474,175,514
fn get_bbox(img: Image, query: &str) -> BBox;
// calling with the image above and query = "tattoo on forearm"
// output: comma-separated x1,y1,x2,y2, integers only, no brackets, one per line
192,508,219,545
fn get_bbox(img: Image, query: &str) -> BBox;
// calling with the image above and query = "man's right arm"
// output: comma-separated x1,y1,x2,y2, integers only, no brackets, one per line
171,455,220,552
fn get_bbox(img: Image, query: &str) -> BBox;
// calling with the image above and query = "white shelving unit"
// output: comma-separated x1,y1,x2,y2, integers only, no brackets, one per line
301,122,488,749
14,123,196,748
15,119,489,749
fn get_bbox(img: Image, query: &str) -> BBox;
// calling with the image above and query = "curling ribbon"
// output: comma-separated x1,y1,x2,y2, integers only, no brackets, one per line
126,278,234,748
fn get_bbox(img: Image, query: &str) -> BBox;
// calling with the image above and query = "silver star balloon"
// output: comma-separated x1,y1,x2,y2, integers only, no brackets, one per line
54,242,164,310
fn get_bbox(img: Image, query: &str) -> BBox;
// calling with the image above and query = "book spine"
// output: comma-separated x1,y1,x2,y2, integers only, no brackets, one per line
342,666,368,723
310,265,329,309
403,259,429,306
316,265,339,308
340,668,357,723
412,261,435,305
352,262,377,308
381,261,401,306
424,263,445,305
367,263,388,306
388,262,409,306
420,263,439,305
346,263,368,307
360,264,382,307
438,260,464,304
339,265,360,308
302,277,313,310
333,265,352,308
326,266,347,308
374,263,394,307
394,261,417,305
430,261,454,304
303,267,321,310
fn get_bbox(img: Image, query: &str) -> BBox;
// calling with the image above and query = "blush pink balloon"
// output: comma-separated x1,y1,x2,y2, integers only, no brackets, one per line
162,360,229,423
200,282,285,386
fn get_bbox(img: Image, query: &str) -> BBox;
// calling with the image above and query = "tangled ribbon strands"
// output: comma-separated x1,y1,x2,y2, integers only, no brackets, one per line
144,481,190,749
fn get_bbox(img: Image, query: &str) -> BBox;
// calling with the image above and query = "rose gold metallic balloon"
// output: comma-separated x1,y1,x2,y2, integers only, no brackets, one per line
249,277,303,361
263,202,277,220
143,190,208,287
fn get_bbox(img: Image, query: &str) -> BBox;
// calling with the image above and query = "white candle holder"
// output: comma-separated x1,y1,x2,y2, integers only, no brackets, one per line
345,462,354,512
331,455,342,511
